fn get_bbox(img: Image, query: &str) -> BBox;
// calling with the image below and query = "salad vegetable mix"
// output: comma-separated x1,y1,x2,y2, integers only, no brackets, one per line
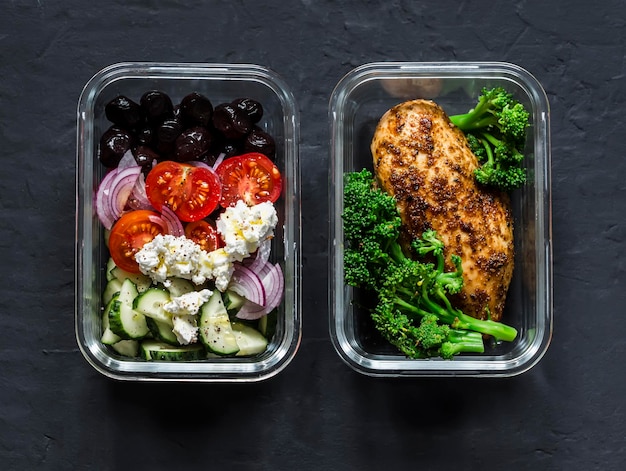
95,91,284,361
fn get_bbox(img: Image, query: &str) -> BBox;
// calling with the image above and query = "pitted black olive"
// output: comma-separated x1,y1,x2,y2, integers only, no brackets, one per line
140,90,174,125
98,126,134,168
212,103,252,140
179,92,213,128
243,126,276,158
231,97,263,124
105,95,144,130
175,127,213,161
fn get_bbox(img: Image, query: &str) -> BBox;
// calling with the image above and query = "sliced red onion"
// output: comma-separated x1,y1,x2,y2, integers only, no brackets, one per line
127,173,153,210
229,264,266,307
236,263,284,320
95,168,120,229
117,149,137,170
245,239,272,273
110,166,142,213
262,263,284,312
95,166,142,229
159,205,184,236
212,152,226,171
146,213,168,233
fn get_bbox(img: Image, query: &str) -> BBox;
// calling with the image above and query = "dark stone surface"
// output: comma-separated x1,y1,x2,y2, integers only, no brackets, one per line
1,1,624,469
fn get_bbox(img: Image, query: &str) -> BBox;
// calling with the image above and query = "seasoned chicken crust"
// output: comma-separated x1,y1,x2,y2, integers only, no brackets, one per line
371,99,514,321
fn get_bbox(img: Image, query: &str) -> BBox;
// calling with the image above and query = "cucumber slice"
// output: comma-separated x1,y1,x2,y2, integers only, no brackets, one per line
108,300,149,340
101,297,121,345
146,317,178,345
223,290,246,313
102,278,122,305
111,266,152,293
198,291,240,355
106,257,117,281
133,288,173,326
166,278,195,297
258,309,278,339
117,278,139,307
140,339,205,361
111,339,139,358
232,322,268,356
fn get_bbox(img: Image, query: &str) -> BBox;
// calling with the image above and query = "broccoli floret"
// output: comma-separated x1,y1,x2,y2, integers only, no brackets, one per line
342,177,518,360
449,87,529,192
378,252,518,343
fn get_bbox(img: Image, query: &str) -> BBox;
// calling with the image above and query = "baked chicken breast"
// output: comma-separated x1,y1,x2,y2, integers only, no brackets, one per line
371,99,514,321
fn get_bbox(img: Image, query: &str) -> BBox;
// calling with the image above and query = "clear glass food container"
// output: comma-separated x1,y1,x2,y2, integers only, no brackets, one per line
76,63,301,381
329,62,552,377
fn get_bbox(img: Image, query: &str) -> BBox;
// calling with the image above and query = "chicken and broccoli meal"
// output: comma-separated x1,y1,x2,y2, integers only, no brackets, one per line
343,87,529,359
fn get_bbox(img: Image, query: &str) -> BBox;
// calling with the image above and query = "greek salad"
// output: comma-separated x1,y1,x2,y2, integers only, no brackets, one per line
95,91,284,361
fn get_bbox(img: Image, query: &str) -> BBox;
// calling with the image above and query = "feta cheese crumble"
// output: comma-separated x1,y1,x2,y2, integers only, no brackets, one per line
135,234,207,284
164,289,212,316
171,315,198,345
217,200,278,261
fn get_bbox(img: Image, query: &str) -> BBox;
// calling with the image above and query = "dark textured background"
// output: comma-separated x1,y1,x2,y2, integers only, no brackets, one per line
1,1,625,470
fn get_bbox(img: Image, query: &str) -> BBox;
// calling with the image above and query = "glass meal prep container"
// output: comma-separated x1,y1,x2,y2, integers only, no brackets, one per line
329,62,552,377
76,62,301,381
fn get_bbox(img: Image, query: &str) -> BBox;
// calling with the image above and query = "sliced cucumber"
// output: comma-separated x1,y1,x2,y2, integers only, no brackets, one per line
102,278,122,305
146,317,178,345
232,322,268,356
258,309,278,339
111,339,139,357
198,291,240,356
108,300,149,340
101,297,121,345
166,278,195,297
106,257,117,281
223,290,246,313
134,288,173,326
111,266,152,293
140,339,205,361
117,278,139,307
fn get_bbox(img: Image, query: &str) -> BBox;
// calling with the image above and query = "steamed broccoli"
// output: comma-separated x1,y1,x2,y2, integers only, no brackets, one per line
449,87,530,191
342,170,518,359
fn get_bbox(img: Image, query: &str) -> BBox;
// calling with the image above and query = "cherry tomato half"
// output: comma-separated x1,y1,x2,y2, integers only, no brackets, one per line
216,152,282,207
145,161,221,222
108,210,167,273
184,220,223,253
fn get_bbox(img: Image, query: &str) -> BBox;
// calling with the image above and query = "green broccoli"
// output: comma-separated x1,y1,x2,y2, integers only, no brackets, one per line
342,170,518,359
449,87,530,191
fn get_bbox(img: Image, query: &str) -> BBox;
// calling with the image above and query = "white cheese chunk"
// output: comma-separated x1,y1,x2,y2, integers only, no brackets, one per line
164,289,212,316
217,200,278,261
171,314,198,345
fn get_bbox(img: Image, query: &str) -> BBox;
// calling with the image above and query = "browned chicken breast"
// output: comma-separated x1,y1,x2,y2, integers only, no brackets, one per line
371,99,514,322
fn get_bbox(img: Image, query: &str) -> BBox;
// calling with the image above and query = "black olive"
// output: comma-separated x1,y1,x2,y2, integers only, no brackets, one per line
179,92,213,128
132,145,159,168
155,117,183,155
98,126,134,168
136,125,154,146
243,126,276,158
231,97,263,123
212,103,252,140
140,90,174,125
175,126,213,161
105,95,144,130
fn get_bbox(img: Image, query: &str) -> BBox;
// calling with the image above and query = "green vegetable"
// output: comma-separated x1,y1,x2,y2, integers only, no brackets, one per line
449,87,530,191
342,169,517,359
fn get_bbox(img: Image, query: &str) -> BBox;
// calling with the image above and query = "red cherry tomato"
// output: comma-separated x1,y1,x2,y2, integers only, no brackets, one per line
145,161,221,222
184,220,222,253
108,210,167,273
216,152,282,207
